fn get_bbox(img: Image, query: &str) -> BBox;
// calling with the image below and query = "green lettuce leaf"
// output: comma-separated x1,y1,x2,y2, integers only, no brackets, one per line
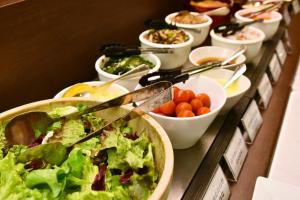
49,119,85,146
66,190,113,200
0,153,45,200
25,167,67,198
48,106,78,118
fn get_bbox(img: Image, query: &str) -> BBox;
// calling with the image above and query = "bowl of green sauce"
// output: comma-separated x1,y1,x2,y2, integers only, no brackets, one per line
95,54,160,91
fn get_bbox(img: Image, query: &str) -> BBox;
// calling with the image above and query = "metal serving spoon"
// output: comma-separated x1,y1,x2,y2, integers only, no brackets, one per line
223,64,247,89
17,84,173,165
62,64,151,98
17,84,172,165
5,81,172,146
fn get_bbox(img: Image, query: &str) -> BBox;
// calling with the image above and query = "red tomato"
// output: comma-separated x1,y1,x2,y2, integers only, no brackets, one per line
175,102,193,114
186,90,195,101
159,101,176,116
152,107,161,113
173,86,180,96
197,107,211,115
190,98,203,112
177,110,195,117
196,93,211,107
174,89,190,104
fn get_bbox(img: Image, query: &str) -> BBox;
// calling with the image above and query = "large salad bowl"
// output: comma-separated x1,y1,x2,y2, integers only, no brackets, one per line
0,98,174,200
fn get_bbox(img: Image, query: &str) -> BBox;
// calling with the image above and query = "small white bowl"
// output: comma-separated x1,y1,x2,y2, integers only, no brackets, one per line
201,67,251,113
189,46,246,68
149,75,226,149
139,29,194,70
210,26,265,62
95,54,160,91
165,12,212,47
54,81,129,101
235,10,282,41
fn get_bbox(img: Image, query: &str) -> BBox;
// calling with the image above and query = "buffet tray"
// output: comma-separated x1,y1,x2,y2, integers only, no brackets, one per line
168,26,286,200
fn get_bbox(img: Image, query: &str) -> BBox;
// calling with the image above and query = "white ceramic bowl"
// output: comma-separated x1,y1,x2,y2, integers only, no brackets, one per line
95,54,160,91
165,12,212,47
149,75,226,149
189,46,246,68
54,81,129,101
139,29,193,70
210,26,265,62
201,67,251,113
235,10,282,41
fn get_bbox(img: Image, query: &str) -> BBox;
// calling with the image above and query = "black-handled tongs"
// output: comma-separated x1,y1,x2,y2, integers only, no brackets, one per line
214,19,264,37
101,44,173,58
139,46,246,86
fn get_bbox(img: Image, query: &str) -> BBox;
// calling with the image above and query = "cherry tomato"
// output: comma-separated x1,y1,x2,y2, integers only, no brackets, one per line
190,98,203,112
174,89,190,104
159,101,176,116
196,93,211,107
197,107,211,115
177,110,195,117
152,107,161,113
173,86,180,96
175,102,193,114
186,90,195,101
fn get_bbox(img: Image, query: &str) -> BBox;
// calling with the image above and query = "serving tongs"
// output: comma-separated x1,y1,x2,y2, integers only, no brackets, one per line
243,0,291,8
242,2,281,18
102,44,173,58
214,19,264,37
139,46,246,86
7,81,173,165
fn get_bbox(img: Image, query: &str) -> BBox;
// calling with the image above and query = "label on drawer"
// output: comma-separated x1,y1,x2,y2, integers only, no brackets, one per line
276,40,287,65
241,100,263,142
224,127,248,181
203,165,230,200
269,54,282,83
257,73,273,109
292,0,300,14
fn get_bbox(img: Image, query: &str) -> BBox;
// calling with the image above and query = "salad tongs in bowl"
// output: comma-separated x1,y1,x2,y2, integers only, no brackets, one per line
5,81,173,165
214,19,264,37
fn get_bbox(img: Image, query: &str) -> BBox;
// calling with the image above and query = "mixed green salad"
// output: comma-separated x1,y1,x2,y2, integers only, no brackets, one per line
0,105,158,200
101,55,154,75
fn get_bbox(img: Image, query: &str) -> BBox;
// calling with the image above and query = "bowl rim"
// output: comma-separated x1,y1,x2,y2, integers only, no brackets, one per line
201,67,251,98
53,81,129,99
165,12,213,29
149,75,227,120
235,10,282,24
139,29,194,48
210,26,265,44
189,45,246,67
95,54,161,79
0,98,174,200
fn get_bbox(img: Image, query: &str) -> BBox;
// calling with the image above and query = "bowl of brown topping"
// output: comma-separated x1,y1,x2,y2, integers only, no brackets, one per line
165,11,212,47
139,28,193,70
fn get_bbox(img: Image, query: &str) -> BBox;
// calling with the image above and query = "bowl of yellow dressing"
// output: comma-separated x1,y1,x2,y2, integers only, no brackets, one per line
201,67,251,113
54,81,129,101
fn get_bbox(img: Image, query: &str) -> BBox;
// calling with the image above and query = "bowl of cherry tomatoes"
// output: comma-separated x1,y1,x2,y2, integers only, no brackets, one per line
150,75,226,149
